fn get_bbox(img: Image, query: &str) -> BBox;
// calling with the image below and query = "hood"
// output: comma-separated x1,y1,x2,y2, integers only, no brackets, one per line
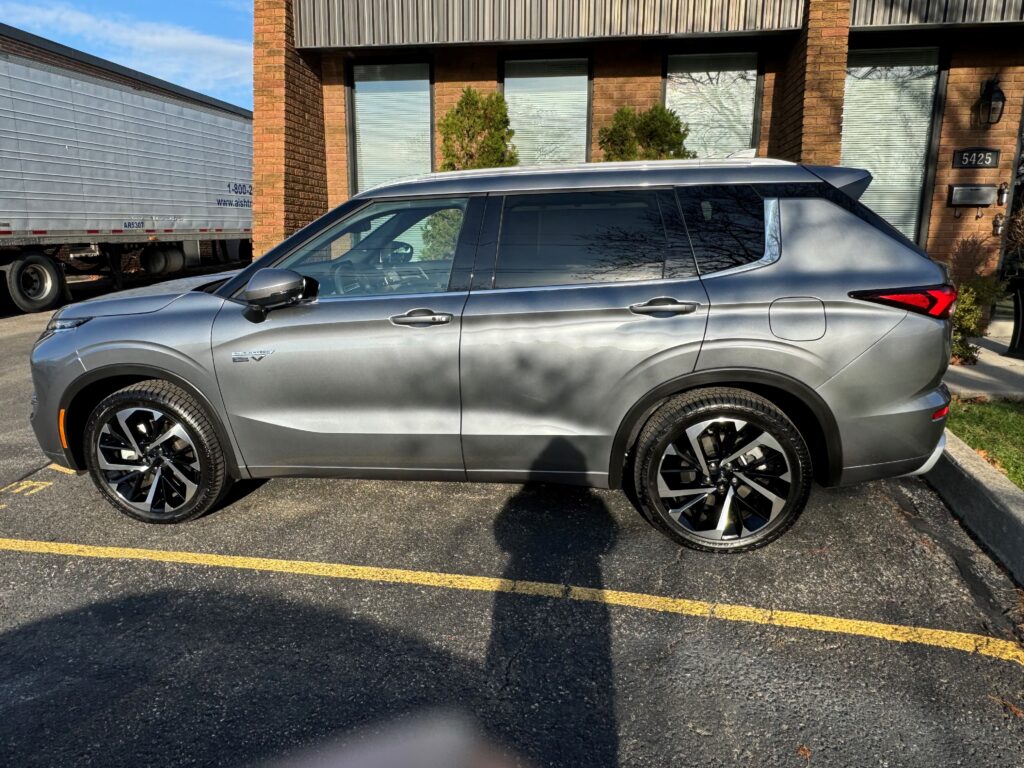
60,270,240,319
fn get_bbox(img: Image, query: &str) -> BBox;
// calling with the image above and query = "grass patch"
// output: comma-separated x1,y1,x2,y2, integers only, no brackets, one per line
948,398,1024,489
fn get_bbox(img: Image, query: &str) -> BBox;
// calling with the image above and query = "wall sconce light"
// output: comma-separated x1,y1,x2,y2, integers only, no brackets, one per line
979,79,1006,125
993,213,1005,236
998,182,1009,206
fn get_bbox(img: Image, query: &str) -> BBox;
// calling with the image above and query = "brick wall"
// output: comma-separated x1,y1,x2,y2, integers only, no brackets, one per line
253,0,328,256
925,46,1024,270
433,48,499,169
590,43,663,161
321,56,350,208
769,0,849,164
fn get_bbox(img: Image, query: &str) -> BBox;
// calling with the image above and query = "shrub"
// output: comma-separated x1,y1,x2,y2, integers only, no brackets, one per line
437,87,518,172
598,105,696,161
425,88,518,261
946,235,1007,365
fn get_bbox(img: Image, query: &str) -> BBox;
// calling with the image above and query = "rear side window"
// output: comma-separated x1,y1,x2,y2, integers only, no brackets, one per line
494,190,666,289
676,185,765,274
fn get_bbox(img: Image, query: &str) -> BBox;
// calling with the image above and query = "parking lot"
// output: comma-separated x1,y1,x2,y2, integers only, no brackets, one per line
1,305,1023,767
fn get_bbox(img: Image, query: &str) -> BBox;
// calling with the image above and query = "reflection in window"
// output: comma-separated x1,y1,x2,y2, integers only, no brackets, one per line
495,191,666,288
676,185,766,274
504,59,589,165
665,54,758,159
280,198,467,298
841,49,939,239
353,63,431,192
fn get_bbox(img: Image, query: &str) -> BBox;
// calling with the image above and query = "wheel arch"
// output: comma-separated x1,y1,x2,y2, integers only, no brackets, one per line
59,364,244,479
608,368,842,490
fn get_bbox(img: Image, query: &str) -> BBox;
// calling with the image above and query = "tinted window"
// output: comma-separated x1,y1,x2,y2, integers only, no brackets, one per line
494,190,666,289
676,184,765,273
278,198,467,298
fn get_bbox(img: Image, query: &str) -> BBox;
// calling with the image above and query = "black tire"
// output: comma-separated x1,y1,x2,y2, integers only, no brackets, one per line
84,380,232,523
632,387,812,553
6,252,65,313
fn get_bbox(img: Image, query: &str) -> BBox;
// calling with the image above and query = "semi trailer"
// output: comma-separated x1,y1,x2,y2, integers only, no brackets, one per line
0,23,252,313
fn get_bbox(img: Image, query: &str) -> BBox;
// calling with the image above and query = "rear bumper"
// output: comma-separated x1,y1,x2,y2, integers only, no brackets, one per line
906,432,946,477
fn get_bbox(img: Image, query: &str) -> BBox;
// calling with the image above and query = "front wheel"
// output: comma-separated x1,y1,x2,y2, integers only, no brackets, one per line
85,381,231,523
632,387,812,552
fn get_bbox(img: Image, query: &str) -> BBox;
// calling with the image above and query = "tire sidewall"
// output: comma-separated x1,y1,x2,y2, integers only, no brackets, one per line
85,391,220,523
7,254,63,313
640,402,808,552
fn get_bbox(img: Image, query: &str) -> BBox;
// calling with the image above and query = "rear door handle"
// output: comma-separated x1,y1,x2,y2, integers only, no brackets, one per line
389,309,453,326
629,298,700,316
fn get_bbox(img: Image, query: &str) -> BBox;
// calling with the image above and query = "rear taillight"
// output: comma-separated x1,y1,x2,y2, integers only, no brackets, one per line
849,284,957,320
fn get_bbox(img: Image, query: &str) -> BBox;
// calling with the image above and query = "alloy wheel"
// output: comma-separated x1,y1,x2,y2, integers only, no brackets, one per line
95,407,201,515
654,416,793,542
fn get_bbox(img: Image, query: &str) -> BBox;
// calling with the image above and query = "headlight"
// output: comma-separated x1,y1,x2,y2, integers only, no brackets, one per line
38,315,91,342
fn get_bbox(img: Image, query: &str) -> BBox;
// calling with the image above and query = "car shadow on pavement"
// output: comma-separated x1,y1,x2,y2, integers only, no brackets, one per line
0,441,623,767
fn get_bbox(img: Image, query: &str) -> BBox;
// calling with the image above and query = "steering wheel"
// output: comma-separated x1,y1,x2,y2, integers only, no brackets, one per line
331,260,370,296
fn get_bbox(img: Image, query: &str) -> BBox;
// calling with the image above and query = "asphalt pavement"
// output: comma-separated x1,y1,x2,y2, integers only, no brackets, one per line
1,307,1022,767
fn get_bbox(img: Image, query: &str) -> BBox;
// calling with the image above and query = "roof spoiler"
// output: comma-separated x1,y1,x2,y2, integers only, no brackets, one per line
804,165,872,201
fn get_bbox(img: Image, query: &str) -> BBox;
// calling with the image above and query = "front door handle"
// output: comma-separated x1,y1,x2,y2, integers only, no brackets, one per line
389,308,453,326
629,298,700,316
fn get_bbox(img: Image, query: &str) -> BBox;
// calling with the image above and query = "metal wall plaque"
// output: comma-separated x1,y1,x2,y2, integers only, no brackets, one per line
952,147,1000,168
948,184,998,206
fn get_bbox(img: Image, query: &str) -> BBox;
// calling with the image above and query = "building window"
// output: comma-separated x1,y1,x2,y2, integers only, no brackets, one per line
503,59,589,165
841,49,939,241
665,54,758,159
351,63,431,192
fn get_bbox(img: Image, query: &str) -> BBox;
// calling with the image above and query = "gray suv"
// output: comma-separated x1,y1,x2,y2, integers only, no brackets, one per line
30,160,953,552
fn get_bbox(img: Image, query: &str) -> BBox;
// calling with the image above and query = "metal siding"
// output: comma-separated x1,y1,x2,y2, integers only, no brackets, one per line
293,0,806,48
0,54,252,235
851,0,1024,25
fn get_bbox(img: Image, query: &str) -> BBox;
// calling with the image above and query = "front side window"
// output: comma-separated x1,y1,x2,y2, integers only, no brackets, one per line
352,63,432,192
676,185,766,274
665,54,759,159
841,49,939,240
494,190,666,289
278,197,467,298
503,59,589,165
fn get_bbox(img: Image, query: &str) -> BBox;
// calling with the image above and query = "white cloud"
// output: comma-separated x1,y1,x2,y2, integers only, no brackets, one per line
0,2,253,108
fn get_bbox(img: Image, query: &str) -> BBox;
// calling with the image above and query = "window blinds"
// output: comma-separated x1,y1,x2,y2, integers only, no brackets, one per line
841,49,939,241
504,59,589,165
665,54,758,159
352,63,431,192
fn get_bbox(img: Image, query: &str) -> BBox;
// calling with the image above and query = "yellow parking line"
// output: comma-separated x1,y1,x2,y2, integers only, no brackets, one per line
0,536,1021,667
47,464,78,475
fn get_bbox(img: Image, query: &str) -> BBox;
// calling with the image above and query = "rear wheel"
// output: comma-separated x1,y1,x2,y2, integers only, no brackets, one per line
6,252,65,313
632,387,811,552
85,381,231,523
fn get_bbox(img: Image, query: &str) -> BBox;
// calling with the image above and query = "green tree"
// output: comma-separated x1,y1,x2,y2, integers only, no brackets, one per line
598,104,696,161
423,88,519,260
437,87,518,171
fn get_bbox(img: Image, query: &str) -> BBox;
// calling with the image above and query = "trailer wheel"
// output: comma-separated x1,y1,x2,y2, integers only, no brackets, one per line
6,252,65,313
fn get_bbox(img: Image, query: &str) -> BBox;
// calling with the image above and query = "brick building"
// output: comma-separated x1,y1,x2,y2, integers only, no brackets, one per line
253,0,1024,274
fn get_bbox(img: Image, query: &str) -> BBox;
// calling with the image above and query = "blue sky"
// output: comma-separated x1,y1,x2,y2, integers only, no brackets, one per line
0,1,254,108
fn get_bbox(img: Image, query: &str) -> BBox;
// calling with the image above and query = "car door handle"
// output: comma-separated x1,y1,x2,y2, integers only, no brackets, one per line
628,298,700,316
389,309,453,326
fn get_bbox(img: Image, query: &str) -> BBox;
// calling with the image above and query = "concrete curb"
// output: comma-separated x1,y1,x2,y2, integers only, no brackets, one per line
925,429,1024,584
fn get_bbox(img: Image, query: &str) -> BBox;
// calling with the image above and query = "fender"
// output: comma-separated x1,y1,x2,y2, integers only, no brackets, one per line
607,367,843,489
58,363,247,479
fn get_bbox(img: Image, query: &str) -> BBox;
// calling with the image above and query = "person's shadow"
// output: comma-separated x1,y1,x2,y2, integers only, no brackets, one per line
484,438,620,767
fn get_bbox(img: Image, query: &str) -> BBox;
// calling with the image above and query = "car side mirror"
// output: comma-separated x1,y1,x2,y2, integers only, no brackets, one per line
242,268,317,322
